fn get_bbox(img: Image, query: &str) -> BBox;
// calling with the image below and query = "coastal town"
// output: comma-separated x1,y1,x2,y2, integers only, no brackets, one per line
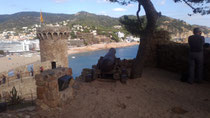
0,0,210,117
0,19,140,54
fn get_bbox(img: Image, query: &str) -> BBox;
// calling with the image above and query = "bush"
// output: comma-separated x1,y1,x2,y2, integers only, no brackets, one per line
70,31,77,39
0,50,5,55
8,87,24,105
111,33,120,42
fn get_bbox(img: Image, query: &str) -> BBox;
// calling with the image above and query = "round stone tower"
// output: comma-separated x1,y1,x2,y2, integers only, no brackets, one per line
37,26,70,68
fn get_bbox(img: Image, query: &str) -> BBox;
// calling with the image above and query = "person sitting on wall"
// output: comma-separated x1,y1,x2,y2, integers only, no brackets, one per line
188,28,205,84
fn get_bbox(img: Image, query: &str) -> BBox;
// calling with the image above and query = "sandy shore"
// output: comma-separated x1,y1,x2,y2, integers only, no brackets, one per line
0,42,138,73
68,42,138,55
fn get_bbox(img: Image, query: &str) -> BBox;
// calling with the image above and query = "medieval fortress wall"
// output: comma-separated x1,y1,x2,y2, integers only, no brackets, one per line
0,27,73,108
0,61,51,84
37,26,70,67
35,26,74,110
0,27,70,84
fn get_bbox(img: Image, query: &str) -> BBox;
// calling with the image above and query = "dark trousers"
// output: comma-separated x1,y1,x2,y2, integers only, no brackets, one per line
188,52,203,83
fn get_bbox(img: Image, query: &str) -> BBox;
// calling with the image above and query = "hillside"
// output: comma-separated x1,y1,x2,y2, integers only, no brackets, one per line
0,11,209,39
157,16,210,38
0,11,120,32
70,11,120,27
0,12,73,31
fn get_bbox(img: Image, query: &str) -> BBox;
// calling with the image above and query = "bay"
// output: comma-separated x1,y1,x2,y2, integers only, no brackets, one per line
68,38,210,78
68,45,138,78
206,37,210,43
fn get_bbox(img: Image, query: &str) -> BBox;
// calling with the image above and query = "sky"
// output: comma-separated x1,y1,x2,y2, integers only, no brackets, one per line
0,0,209,27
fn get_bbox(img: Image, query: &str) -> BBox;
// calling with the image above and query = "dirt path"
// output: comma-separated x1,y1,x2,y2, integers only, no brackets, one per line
0,68,209,118
62,68,210,118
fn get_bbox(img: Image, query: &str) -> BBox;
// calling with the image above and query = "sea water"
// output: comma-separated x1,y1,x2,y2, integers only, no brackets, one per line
68,38,210,78
68,45,138,78
206,37,210,43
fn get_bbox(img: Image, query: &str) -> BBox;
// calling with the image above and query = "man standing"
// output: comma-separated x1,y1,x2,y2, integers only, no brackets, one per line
2,75,6,84
40,66,44,73
188,28,205,84
30,67,34,76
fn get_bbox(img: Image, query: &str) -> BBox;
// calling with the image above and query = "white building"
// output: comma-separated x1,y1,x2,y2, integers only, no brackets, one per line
0,41,25,52
73,25,83,30
0,39,40,52
117,31,125,39
125,36,140,42
21,40,30,51
91,30,97,36
113,25,122,29
29,39,40,51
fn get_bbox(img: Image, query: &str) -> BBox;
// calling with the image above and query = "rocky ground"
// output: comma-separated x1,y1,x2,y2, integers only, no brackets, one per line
0,68,210,118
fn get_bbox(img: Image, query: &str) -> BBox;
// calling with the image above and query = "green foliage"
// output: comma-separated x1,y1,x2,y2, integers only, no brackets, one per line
0,50,5,55
174,0,210,15
0,12,72,31
0,11,209,37
0,11,120,32
70,31,77,39
119,15,146,37
111,33,120,42
84,41,88,46
83,28,90,33
108,0,210,15
120,15,210,37
69,11,120,28
8,87,24,105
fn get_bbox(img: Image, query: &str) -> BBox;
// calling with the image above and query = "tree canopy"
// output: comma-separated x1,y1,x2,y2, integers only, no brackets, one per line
109,0,210,15
108,0,210,78
174,0,210,15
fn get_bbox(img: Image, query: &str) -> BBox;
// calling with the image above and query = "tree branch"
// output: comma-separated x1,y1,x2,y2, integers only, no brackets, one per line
182,0,196,10
140,0,159,32
136,1,143,30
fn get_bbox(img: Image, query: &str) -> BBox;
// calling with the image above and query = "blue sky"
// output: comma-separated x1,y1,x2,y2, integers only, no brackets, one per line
0,0,209,27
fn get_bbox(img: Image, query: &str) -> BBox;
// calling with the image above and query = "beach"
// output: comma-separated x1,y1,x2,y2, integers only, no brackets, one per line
0,42,138,73
67,42,138,54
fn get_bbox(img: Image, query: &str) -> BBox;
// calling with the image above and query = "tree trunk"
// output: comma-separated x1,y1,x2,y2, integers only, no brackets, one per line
130,0,159,79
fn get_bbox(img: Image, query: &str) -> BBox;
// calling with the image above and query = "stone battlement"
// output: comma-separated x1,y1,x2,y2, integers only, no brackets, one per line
37,26,69,67
37,26,70,40
35,67,74,110
157,42,210,80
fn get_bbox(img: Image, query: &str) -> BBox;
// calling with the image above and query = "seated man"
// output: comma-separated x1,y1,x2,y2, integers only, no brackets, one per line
188,28,205,84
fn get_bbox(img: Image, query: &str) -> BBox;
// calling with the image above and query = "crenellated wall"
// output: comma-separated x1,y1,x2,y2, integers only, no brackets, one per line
37,26,70,68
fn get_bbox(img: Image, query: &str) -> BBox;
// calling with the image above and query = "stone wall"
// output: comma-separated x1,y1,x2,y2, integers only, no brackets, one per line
157,42,210,80
77,32,111,45
39,39,68,67
35,67,74,110
0,61,52,85
37,26,70,68
144,30,171,67
68,40,85,47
